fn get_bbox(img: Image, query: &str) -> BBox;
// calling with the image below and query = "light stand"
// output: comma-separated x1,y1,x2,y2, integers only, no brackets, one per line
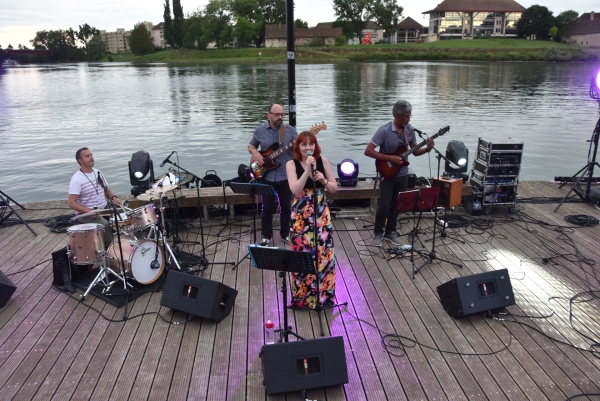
0,190,36,236
555,75,600,212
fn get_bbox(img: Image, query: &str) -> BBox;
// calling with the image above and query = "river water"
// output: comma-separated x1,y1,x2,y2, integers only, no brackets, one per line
1,60,600,203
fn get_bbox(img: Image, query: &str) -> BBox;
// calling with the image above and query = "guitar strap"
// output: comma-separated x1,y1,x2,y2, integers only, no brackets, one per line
278,124,286,145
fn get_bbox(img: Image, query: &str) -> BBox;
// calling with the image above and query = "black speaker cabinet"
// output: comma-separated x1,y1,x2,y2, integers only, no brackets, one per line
160,271,237,322
260,336,349,395
433,177,463,208
437,269,515,318
0,270,17,308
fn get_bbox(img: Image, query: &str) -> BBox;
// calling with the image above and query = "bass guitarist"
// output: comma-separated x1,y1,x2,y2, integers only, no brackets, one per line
364,100,434,247
248,103,297,246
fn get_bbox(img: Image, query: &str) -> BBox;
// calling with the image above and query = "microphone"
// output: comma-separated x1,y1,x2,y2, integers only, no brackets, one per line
305,151,315,176
97,171,105,188
414,128,424,138
160,151,175,167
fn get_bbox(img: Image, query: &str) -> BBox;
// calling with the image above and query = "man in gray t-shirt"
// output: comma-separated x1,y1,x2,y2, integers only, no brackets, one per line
364,100,434,247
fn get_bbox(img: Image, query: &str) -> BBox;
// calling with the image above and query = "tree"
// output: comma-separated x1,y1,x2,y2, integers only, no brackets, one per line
332,20,355,40
234,17,261,47
516,5,554,40
163,0,175,47
203,0,234,48
295,19,308,28
333,0,370,42
76,23,99,46
182,11,207,49
30,29,81,61
231,0,262,46
256,0,286,46
86,35,106,60
173,0,184,48
129,23,154,55
548,26,558,41
555,10,579,42
368,0,402,44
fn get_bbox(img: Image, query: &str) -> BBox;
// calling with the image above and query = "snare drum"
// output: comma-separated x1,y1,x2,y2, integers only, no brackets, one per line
67,223,105,265
110,212,131,233
107,238,165,284
126,204,158,231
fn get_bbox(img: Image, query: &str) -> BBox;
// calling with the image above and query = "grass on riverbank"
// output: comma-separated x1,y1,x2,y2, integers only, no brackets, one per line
99,38,597,63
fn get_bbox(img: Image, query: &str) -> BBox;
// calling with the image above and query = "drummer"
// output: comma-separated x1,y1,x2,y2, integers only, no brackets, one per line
68,147,123,248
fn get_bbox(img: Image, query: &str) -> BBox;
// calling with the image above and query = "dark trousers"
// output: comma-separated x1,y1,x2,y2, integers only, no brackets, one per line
374,175,408,236
79,215,113,249
260,179,292,240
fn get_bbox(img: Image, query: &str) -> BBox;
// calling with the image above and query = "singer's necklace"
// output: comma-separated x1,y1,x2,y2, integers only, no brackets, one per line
80,169,99,194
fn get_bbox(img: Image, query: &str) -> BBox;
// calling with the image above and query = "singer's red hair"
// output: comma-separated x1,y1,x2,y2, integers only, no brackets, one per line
292,131,321,161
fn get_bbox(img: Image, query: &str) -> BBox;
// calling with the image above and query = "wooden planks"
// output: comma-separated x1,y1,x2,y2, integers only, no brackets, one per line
1,183,600,400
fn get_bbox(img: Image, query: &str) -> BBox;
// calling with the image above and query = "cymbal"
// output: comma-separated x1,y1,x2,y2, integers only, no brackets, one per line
147,183,179,195
70,209,113,221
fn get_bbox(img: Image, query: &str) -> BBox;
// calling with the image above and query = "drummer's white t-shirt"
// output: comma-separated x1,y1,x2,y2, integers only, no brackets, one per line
69,168,108,212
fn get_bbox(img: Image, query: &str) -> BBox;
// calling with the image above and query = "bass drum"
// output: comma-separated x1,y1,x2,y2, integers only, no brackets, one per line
107,239,165,284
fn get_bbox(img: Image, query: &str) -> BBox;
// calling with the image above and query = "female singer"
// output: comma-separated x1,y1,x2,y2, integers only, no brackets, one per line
286,131,337,308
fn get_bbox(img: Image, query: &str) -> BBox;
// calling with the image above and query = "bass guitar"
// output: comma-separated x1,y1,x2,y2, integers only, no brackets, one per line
375,126,450,180
249,123,327,180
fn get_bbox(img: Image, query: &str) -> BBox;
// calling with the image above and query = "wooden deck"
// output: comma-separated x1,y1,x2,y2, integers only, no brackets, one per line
1,181,600,401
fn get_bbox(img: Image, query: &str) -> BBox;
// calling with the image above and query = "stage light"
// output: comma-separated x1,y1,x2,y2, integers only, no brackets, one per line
591,70,600,101
337,159,359,187
129,150,155,196
596,70,600,91
444,140,469,179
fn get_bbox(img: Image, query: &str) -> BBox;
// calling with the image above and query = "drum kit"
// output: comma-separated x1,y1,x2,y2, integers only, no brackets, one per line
66,181,182,301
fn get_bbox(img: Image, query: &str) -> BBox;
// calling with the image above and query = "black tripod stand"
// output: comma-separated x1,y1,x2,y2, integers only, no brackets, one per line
230,182,276,270
0,190,36,236
248,246,314,342
162,160,234,271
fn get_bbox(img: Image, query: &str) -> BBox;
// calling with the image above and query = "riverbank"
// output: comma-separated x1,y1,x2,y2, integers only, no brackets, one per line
99,38,597,63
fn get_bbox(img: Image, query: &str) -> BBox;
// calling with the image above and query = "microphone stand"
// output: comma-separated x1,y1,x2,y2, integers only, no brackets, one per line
163,160,234,271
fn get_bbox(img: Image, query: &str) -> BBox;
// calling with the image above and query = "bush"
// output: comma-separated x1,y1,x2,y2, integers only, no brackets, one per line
334,35,347,46
308,37,325,47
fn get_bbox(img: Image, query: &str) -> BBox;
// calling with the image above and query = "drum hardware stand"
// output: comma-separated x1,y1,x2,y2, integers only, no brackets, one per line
229,182,276,270
156,192,183,271
0,189,36,236
411,147,462,278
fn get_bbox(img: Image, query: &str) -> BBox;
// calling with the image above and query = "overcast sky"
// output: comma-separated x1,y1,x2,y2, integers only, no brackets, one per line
1,0,596,48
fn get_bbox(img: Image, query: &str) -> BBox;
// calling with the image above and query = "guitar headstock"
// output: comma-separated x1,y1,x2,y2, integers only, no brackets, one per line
308,123,327,135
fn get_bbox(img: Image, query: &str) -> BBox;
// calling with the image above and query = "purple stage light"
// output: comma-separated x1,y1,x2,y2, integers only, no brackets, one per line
596,70,600,90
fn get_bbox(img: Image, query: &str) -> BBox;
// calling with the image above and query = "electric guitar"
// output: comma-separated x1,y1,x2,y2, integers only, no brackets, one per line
249,123,327,180
375,126,450,180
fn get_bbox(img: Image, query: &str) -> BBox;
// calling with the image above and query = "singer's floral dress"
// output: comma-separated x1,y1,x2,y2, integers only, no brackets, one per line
288,158,336,308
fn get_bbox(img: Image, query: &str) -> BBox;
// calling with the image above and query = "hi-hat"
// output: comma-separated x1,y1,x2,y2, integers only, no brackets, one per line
70,208,113,221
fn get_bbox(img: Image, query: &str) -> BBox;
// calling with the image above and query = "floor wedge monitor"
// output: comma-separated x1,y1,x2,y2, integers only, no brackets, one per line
160,270,237,322
437,268,515,318
260,336,349,395
0,270,16,308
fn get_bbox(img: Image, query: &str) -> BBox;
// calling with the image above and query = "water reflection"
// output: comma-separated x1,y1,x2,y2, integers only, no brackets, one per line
1,61,599,202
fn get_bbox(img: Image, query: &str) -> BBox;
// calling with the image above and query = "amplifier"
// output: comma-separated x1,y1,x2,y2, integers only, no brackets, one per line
483,186,516,205
478,138,524,152
476,149,522,165
470,171,516,191
473,160,520,177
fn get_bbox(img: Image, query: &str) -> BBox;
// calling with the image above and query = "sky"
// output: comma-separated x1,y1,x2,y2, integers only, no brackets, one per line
1,0,597,48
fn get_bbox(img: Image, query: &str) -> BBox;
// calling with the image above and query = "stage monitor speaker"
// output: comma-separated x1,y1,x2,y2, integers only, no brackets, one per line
260,336,349,395
433,177,463,208
0,270,16,308
437,268,515,318
160,271,237,322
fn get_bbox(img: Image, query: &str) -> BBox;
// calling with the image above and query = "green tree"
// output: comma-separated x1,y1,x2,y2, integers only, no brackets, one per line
334,34,347,46
516,5,554,40
333,19,356,40
173,0,184,48
76,23,99,46
203,0,234,48
30,29,81,61
368,0,402,44
129,23,155,55
555,10,579,42
86,34,106,60
182,11,207,49
333,0,370,42
295,19,308,28
257,0,286,46
548,26,558,41
163,0,175,47
234,17,261,47
231,0,262,46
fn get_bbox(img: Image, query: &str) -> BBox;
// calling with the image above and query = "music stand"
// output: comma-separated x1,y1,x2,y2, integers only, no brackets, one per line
229,182,276,270
0,190,36,236
248,246,314,342
395,189,421,248
411,187,462,278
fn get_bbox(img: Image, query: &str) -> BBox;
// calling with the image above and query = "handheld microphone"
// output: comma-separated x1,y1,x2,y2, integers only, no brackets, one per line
160,151,175,167
305,151,315,176
97,171,105,188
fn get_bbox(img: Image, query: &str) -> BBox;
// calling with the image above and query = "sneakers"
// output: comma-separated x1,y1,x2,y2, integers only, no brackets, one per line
384,232,403,246
259,237,271,247
372,234,383,247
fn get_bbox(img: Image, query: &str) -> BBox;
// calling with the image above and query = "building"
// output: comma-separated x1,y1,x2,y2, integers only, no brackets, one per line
397,17,424,43
568,12,600,47
151,22,167,48
99,28,131,53
265,25,343,47
422,0,526,41
315,22,385,45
